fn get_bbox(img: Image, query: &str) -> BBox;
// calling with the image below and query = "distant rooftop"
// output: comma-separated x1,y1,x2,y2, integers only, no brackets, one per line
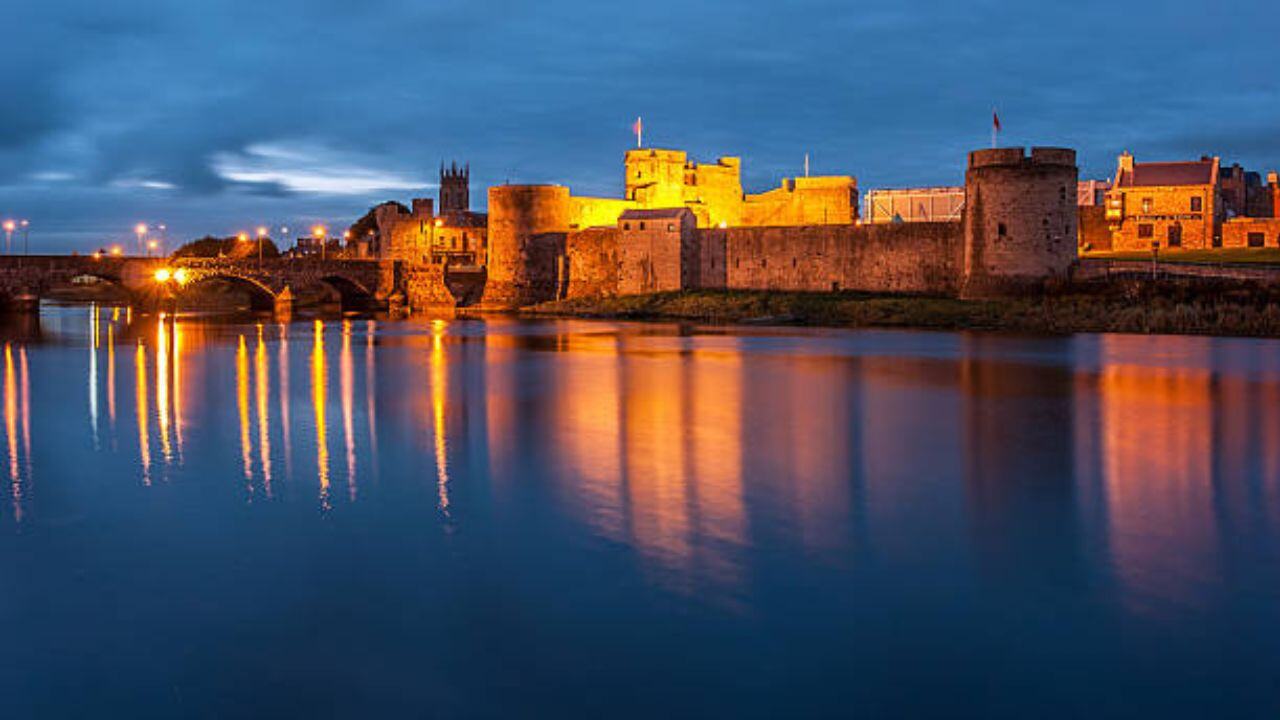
1119,159,1215,188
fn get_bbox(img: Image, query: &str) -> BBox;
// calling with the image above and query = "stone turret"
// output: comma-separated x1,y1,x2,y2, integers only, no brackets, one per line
481,184,571,307
962,147,1078,297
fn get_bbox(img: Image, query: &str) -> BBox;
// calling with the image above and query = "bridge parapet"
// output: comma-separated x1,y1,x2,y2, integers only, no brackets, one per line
0,254,397,312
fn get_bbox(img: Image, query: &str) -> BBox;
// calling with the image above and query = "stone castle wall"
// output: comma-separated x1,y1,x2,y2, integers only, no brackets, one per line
564,227,618,299
714,222,962,294
561,221,963,299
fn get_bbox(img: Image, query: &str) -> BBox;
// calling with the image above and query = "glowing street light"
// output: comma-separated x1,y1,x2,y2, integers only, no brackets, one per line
110,245,123,256
154,268,172,283
19,220,29,255
135,223,148,255
312,225,327,260
148,239,159,257
2,220,14,255
254,226,268,266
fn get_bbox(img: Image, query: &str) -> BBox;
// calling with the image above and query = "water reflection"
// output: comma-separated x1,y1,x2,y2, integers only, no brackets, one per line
3,309,1280,622
312,319,330,510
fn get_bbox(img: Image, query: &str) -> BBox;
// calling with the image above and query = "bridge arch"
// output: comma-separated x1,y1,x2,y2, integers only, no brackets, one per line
178,273,278,311
315,275,376,310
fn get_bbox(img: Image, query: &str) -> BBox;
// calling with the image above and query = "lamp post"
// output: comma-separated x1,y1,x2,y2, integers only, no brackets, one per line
20,220,29,255
2,220,14,255
135,223,148,256
148,240,159,258
256,226,267,267
312,225,327,260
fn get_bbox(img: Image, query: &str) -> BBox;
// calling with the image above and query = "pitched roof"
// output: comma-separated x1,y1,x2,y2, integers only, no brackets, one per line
619,208,693,220
1119,160,1215,188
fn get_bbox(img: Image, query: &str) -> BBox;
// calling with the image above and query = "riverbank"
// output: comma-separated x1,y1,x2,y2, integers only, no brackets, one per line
526,283,1280,337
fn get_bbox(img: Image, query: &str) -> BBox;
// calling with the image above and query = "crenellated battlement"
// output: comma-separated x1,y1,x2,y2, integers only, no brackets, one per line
968,147,1077,170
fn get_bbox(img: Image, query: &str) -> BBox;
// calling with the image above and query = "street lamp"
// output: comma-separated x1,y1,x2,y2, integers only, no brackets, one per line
135,223,148,256
312,225,327,260
19,220,29,255
256,226,267,266
110,245,123,256
148,239,159,257
2,220,14,255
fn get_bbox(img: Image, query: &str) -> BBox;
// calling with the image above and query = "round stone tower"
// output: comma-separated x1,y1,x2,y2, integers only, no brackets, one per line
962,147,1078,297
482,184,572,307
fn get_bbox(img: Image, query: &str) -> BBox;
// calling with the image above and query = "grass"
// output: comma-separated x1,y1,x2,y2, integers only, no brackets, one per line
1083,248,1280,265
526,285,1280,338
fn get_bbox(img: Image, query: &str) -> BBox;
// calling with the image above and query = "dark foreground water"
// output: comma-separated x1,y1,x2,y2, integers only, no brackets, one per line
1,304,1278,718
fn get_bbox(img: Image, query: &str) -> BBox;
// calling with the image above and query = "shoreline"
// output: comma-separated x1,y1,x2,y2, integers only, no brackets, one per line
523,285,1280,338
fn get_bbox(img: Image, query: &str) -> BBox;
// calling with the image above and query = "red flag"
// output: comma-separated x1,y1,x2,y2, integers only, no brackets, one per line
992,111,1001,132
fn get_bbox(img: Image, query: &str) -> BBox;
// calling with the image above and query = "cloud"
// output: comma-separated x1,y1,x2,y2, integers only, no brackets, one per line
212,143,431,195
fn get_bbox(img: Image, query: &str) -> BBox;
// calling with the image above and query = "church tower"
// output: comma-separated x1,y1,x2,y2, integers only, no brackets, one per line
440,161,470,214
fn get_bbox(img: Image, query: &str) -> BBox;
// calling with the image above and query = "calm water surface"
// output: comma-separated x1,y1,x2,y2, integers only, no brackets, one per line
2,304,1279,717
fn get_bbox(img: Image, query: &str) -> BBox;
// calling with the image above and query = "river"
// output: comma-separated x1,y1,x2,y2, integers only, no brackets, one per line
2,304,1278,717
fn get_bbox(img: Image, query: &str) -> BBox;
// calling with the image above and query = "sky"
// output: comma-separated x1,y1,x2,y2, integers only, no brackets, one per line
2,0,1278,252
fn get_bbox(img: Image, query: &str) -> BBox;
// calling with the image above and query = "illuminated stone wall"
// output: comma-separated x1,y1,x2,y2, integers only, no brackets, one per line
715,222,963,294
564,227,618,299
562,220,963,299
1078,206,1112,252
1222,218,1280,248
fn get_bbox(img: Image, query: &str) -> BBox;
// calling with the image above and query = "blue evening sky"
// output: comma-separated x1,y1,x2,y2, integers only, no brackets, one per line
2,0,1277,251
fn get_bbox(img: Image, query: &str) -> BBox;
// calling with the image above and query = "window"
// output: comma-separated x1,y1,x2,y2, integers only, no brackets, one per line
639,222,646,230
1248,232,1265,248
1059,186,1067,202
1141,198,1153,214
667,223,674,231
1138,224,1154,238
622,222,630,230
1168,224,1182,248
997,223,1007,237
1190,196,1203,213
761,258,768,268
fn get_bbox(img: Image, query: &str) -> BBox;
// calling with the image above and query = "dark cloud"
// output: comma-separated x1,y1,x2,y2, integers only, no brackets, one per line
0,0,1277,251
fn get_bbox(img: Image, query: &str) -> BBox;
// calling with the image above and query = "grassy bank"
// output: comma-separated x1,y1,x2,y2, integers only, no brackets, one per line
526,285,1280,337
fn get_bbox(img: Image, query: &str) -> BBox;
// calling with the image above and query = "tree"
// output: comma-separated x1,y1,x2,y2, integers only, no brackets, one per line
172,235,282,259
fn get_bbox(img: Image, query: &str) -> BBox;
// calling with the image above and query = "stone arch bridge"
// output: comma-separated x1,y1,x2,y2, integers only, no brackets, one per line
0,255,396,312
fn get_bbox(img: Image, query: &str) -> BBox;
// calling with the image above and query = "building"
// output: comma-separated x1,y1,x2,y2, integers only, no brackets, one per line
864,187,966,224
1105,154,1220,250
1103,152,1280,251
866,181,1110,225
373,162,489,266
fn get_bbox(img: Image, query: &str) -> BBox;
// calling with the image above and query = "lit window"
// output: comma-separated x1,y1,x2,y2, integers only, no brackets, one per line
1138,224,1153,238
1141,198,1153,213
1191,196,1203,212
667,223,674,231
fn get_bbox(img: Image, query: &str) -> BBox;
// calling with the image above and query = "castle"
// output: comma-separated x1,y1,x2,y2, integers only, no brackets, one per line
364,146,1081,309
